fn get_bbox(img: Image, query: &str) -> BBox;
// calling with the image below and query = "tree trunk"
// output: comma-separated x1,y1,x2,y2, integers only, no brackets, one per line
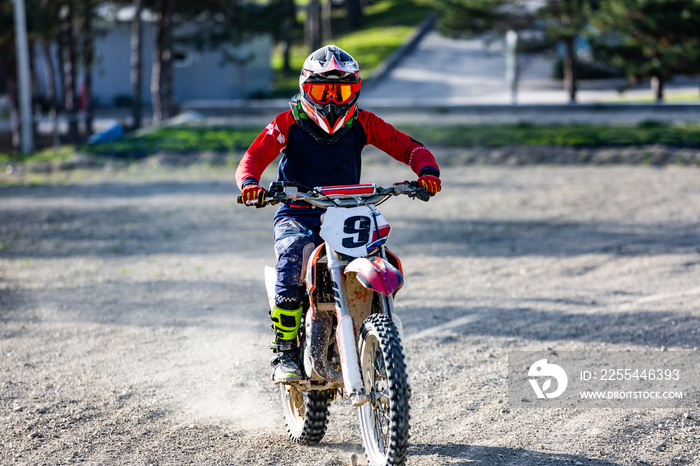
60,3,80,143
82,0,95,137
505,30,518,105
152,0,174,124
280,0,294,73
322,0,332,43
563,36,577,104
42,41,60,150
4,68,20,150
281,34,291,73
55,16,66,109
651,75,664,103
131,0,144,129
346,0,362,31
306,0,321,51
29,43,41,150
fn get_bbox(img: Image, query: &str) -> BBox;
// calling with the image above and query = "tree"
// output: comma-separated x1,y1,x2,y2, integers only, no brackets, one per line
307,0,321,51
151,0,174,123
131,0,144,129
0,1,20,149
346,0,363,31
34,1,63,147
148,0,277,119
590,0,700,102
437,0,535,39
438,0,596,103
78,0,96,137
0,0,283,145
57,2,81,143
539,0,601,103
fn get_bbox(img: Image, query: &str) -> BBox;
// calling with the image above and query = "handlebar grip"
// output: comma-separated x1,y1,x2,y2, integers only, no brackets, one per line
236,194,264,207
237,193,276,207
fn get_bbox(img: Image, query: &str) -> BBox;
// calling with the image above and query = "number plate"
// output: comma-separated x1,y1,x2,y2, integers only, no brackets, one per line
320,206,391,257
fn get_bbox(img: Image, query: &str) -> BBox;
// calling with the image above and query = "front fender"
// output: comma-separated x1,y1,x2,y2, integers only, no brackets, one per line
345,256,404,296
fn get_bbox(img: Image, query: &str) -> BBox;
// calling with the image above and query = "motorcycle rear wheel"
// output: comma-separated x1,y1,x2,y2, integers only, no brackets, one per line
358,312,410,465
280,384,333,445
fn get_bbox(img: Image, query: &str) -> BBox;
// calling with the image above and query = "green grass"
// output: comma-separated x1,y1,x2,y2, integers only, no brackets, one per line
75,121,700,160
604,92,700,104
6,121,700,170
272,0,434,97
0,145,78,165
83,126,262,159
399,121,700,148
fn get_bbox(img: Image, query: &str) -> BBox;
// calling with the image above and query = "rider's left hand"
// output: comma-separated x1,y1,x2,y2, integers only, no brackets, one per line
417,175,441,194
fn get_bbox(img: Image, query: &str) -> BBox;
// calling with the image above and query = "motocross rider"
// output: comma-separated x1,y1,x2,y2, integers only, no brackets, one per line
236,45,441,383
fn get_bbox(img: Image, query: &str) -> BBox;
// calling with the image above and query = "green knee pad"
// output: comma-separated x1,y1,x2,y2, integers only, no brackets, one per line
270,306,303,340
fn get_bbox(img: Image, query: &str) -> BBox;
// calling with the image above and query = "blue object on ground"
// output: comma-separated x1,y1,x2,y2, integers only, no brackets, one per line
88,121,124,144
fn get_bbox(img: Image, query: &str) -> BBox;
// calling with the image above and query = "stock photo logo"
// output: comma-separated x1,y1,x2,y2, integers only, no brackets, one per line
527,359,568,399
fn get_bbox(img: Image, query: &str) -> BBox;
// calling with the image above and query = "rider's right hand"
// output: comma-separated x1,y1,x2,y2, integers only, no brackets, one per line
241,184,266,205
417,175,441,194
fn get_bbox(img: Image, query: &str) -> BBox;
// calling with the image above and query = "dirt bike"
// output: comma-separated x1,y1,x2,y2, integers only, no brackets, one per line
238,181,431,466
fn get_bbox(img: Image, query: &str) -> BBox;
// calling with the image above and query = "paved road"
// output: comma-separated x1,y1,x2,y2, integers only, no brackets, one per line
362,30,699,106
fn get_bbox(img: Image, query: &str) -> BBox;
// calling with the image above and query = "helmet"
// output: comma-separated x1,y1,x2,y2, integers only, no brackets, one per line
297,45,361,140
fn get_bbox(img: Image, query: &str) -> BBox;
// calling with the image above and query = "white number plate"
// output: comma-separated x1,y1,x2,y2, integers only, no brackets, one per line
320,205,390,257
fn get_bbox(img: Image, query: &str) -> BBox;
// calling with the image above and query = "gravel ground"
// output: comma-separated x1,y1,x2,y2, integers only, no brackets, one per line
1,153,699,465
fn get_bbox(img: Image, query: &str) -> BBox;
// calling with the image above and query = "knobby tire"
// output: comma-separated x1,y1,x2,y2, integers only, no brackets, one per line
280,384,333,446
358,312,411,465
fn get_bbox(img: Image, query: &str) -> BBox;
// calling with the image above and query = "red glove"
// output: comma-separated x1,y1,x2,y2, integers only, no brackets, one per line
417,175,441,194
241,184,266,205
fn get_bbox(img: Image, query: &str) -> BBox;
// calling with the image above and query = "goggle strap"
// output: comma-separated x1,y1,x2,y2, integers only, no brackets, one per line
294,100,309,119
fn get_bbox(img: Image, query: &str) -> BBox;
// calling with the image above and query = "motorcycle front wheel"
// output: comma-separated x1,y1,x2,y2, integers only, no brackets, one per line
358,312,410,465
280,384,333,445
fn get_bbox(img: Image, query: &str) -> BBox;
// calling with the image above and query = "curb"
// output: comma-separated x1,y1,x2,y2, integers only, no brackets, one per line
362,14,437,89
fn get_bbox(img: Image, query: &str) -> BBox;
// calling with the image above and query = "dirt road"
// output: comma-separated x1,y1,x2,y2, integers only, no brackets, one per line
1,157,699,465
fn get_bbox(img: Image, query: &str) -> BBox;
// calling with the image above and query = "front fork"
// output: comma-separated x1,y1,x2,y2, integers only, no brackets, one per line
326,244,370,407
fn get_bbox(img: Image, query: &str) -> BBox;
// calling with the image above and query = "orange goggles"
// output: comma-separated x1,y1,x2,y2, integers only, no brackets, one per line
303,82,360,104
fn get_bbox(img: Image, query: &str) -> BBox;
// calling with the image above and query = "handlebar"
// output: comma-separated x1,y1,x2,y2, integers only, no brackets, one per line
236,182,432,208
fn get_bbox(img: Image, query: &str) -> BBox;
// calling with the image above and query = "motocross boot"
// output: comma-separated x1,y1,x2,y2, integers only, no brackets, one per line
269,305,304,383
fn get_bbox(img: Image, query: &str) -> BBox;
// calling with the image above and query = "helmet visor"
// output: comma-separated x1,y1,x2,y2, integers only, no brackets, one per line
303,82,360,105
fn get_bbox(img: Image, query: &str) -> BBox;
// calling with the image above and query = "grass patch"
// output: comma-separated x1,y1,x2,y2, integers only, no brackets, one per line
399,121,700,148
6,121,700,176
0,145,78,165
76,121,700,162
272,0,434,97
604,92,700,104
45,121,700,162
83,126,261,159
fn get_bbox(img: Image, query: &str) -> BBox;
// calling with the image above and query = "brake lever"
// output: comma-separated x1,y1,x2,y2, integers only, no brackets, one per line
409,190,432,202
405,181,432,202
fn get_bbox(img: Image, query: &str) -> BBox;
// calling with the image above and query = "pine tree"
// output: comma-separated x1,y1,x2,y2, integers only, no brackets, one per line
590,0,700,102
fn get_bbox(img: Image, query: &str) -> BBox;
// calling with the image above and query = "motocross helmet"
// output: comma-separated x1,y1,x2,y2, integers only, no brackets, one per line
296,45,361,142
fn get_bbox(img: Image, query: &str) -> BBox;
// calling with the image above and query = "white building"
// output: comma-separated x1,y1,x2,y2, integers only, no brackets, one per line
33,6,273,109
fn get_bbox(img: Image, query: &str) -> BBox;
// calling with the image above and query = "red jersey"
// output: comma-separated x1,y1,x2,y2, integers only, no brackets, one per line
236,108,440,192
